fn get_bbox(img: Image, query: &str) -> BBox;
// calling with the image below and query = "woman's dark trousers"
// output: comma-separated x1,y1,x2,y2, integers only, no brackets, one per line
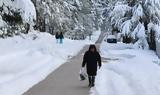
88,76,95,87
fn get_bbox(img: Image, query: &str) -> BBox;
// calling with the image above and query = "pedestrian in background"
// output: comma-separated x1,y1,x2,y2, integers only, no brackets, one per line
55,32,59,43
59,32,64,44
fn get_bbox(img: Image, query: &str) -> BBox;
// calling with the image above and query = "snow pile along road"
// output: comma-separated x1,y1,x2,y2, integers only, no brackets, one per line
0,30,101,95
91,41,160,95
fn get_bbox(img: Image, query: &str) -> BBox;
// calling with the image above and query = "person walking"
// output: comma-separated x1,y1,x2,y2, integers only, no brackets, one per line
82,45,101,87
59,32,64,44
55,32,59,43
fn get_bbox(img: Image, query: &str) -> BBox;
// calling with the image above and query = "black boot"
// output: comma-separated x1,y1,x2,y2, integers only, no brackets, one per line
88,76,92,87
91,76,95,87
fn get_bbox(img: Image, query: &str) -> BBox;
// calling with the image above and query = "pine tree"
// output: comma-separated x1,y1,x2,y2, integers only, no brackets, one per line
104,0,160,50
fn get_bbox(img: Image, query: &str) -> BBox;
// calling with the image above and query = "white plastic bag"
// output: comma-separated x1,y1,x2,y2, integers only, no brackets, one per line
79,68,87,81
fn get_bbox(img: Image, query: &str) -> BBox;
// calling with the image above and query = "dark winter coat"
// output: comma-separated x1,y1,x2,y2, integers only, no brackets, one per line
82,45,101,76
55,33,59,39
59,33,64,39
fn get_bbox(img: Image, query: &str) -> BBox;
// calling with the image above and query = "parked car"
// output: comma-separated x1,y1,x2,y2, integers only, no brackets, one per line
104,35,117,43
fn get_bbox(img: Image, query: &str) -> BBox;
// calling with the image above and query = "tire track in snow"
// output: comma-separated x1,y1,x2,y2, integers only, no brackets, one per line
96,62,160,95
106,66,141,95
104,67,134,95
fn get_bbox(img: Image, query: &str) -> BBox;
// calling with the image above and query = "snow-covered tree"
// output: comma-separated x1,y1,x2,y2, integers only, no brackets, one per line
31,0,102,40
0,0,103,39
0,0,36,38
104,0,160,50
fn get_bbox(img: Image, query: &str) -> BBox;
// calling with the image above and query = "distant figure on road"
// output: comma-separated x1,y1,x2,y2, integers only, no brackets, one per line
55,32,59,43
82,45,101,87
59,32,64,44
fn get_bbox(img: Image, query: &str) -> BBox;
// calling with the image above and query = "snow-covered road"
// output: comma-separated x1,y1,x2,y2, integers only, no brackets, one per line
91,42,160,95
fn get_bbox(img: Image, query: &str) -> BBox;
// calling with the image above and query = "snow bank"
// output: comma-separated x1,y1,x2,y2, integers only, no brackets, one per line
0,30,101,95
91,41,160,95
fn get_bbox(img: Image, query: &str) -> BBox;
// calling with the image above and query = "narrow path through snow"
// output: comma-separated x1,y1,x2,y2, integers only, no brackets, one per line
23,32,106,95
